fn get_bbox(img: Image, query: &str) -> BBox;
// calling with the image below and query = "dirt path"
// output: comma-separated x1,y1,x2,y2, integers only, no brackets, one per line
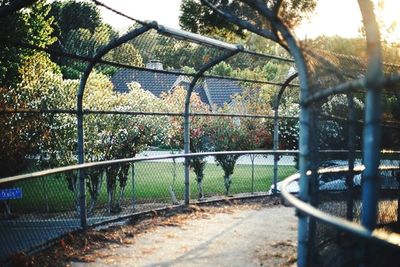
70,203,297,267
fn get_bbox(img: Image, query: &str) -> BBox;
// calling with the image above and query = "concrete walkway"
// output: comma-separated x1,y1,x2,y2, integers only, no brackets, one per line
71,205,297,267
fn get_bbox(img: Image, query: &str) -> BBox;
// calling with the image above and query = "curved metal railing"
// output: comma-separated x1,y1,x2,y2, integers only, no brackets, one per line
281,164,400,266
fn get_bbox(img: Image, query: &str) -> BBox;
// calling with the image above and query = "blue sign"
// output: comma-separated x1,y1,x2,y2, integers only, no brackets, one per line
0,188,22,200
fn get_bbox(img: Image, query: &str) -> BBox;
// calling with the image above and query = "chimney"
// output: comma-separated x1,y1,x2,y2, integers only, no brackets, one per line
146,60,163,70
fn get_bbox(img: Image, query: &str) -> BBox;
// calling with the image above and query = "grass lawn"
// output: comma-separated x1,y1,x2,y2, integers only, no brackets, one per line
10,162,297,213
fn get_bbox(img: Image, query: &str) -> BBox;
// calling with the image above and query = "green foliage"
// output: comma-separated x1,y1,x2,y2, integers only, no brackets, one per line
208,115,248,195
49,0,102,42
306,36,367,59
0,52,63,178
105,43,144,66
209,61,234,76
57,24,117,79
0,0,56,87
179,0,245,41
49,1,137,79
179,0,316,40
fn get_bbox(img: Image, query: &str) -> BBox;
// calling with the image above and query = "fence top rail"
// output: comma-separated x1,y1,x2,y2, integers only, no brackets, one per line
1,149,399,185
281,169,400,249
0,150,299,184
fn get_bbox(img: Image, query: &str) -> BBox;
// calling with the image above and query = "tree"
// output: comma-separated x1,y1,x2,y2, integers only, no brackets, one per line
80,76,170,213
0,0,56,87
208,112,248,195
209,61,234,76
105,43,144,66
160,86,211,199
57,23,119,79
0,52,64,176
49,1,126,79
179,0,316,41
0,51,65,216
49,0,102,42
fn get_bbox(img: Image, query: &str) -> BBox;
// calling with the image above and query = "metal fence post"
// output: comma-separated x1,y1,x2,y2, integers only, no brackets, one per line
183,47,242,205
346,93,356,221
273,73,298,195
273,106,279,195
358,0,383,232
131,162,136,208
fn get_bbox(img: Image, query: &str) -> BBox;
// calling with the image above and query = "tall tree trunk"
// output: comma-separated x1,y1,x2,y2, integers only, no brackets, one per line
115,165,129,212
106,166,119,214
66,173,81,216
197,173,204,200
87,171,103,215
224,174,232,196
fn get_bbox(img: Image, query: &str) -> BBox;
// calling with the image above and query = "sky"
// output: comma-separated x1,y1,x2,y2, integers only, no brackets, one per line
99,0,182,32
99,0,400,42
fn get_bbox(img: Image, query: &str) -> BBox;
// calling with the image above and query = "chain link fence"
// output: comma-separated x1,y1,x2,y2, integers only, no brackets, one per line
0,150,298,263
283,157,400,267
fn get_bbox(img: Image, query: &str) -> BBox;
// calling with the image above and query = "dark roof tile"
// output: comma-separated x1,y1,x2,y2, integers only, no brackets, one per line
205,78,242,107
111,69,179,96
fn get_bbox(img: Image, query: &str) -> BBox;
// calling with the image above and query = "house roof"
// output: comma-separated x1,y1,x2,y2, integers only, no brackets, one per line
111,69,243,108
177,80,210,106
111,69,179,96
204,78,242,107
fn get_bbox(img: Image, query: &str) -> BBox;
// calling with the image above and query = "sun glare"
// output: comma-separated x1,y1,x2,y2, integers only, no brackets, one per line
374,0,400,43
295,0,400,43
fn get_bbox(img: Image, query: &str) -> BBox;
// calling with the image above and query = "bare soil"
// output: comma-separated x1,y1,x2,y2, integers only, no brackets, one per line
11,198,297,267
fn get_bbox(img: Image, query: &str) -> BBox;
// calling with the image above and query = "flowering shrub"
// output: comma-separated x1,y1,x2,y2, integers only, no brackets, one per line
160,86,211,199
278,102,300,150
208,114,248,195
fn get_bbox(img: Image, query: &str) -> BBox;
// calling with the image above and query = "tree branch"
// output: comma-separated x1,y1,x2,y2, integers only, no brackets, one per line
272,0,283,16
240,0,290,50
200,0,279,43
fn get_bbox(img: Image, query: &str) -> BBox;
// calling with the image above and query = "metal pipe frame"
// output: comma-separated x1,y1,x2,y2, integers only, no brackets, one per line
346,93,356,221
280,172,400,249
272,73,299,195
75,16,259,224
183,47,243,205
77,23,154,229
302,74,400,106
93,0,295,63
198,1,313,265
358,0,384,234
